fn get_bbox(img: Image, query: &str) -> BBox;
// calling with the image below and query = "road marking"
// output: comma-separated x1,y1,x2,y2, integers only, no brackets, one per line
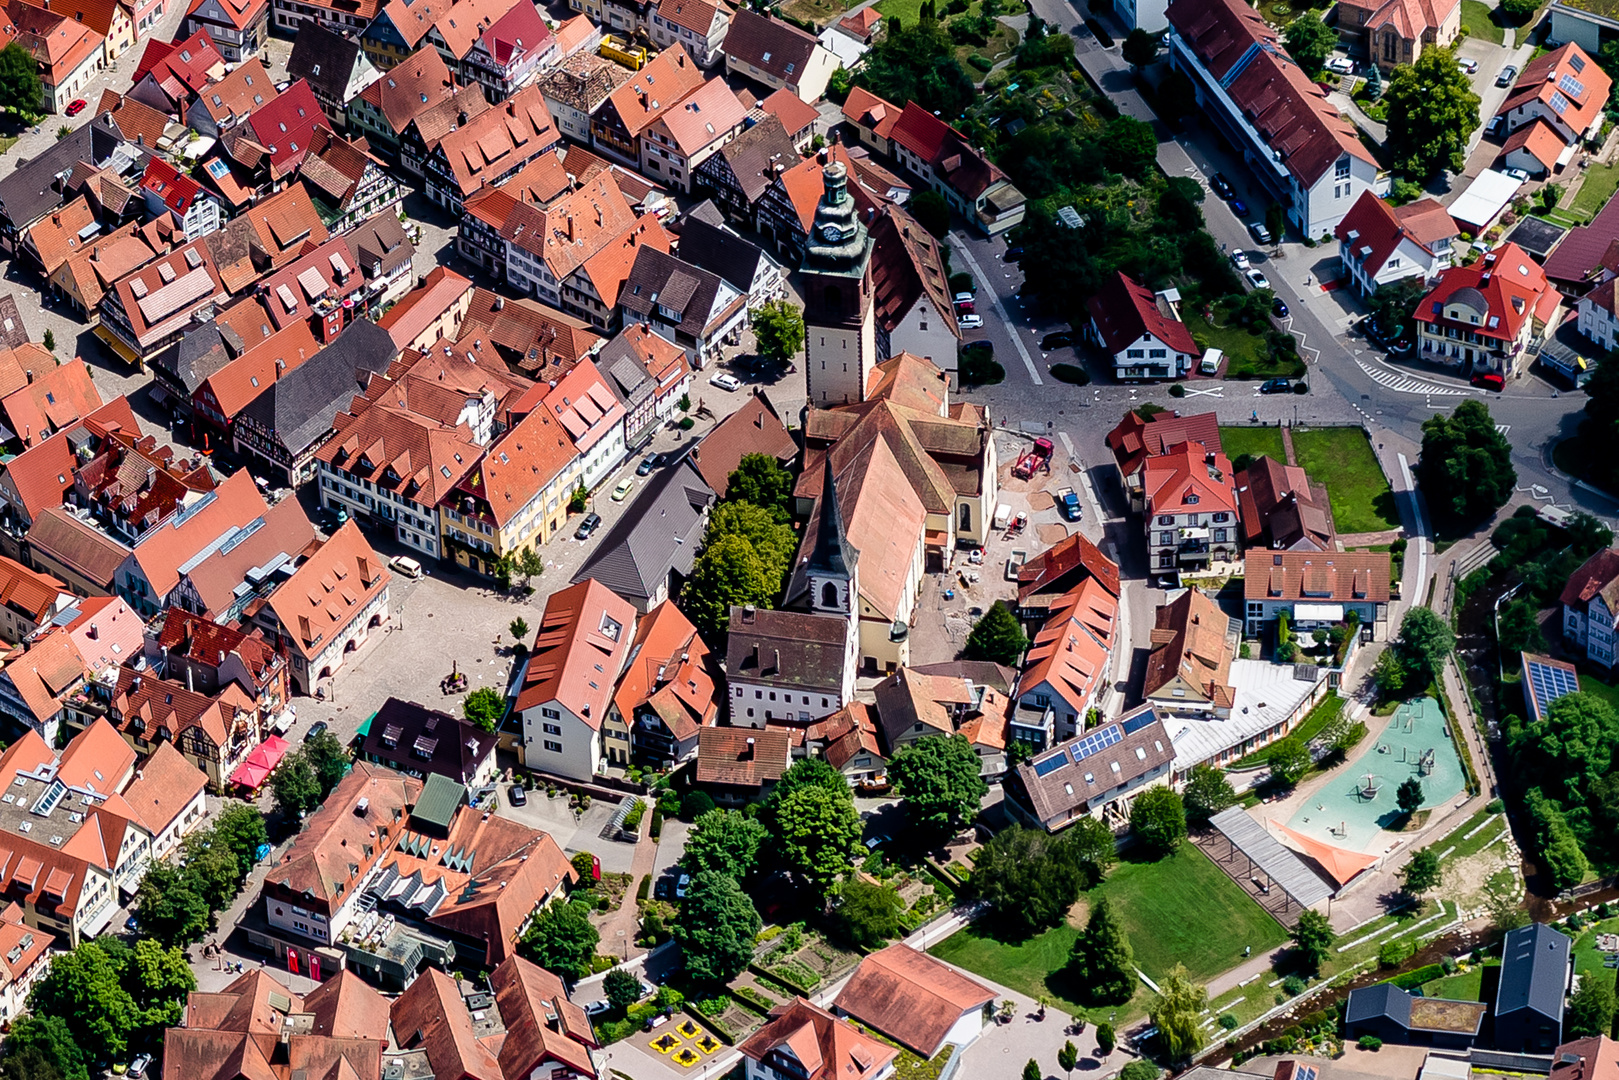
1355,360,1470,396
1496,424,1511,436
1181,385,1223,397
951,237,1043,386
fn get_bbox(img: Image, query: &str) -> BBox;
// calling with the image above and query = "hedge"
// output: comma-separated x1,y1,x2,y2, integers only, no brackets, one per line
1388,963,1445,990
650,805,664,840
636,875,651,901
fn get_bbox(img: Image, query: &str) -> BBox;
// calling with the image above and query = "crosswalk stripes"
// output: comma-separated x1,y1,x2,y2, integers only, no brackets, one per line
1497,425,1511,436
1354,360,1470,396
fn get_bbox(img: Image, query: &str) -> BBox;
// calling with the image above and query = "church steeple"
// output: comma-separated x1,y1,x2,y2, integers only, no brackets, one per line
806,455,857,615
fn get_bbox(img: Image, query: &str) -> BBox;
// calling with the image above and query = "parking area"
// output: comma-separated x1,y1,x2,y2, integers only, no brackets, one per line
649,817,692,892
496,782,639,874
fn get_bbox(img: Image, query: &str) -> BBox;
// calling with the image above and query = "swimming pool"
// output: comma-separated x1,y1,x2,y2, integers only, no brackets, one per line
1282,697,1467,854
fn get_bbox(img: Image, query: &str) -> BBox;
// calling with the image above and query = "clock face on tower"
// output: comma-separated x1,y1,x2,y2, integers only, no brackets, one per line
820,223,844,243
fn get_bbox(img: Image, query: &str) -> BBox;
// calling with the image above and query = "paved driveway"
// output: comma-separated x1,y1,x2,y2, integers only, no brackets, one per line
497,783,638,874
650,818,692,887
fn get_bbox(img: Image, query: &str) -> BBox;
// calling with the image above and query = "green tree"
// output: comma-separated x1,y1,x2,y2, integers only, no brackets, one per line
972,824,1111,936
1393,606,1456,685
1100,116,1158,180
180,831,244,912
1525,787,1590,890
1373,647,1409,700
1096,1024,1117,1056
1119,1064,1160,1080
672,871,761,982
41,330,55,354
1068,896,1137,1004
726,453,794,522
852,19,975,116
1282,11,1335,72
126,939,195,1032
1266,739,1313,786
964,601,1028,665
1513,692,1619,803
1148,963,1206,1061
684,808,769,879
1129,786,1186,857
1397,776,1424,816
833,878,905,949
29,944,139,1066
681,501,798,639
889,734,988,835
773,784,863,893
751,299,806,365
211,803,267,879
510,617,531,646
910,191,951,238
272,750,321,819
569,480,588,513
132,861,207,946
1498,0,1538,21
0,1015,87,1080
1568,973,1619,1037
1496,598,1546,655
1401,847,1442,895
1157,176,1205,233
1182,763,1237,825
304,728,350,797
1022,1060,1043,1080
0,44,42,116
1058,1041,1079,1080
604,968,641,1012
1366,277,1424,334
515,547,544,589
1364,60,1383,99
769,758,850,808
462,686,507,732
827,65,852,103
1418,399,1515,526
519,901,600,980
1121,28,1158,69
1384,47,1482,180
1290,909,1335,975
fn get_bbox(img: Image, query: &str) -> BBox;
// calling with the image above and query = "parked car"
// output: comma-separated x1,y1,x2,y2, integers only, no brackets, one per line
304,721,329,742
1230,196,1249,217
1487,114,1505,136
636,453,663,476
959,314,983,329
1041,331,1075,350
1249,221,1272,244
675,873,690,898
610,479,634,502
954,291,975,305
1230,249,1251,270
128,1056,151,1079
1209,173,1234,200
1272,297,1289,318
575,512,602,539
585,1000,611,1017
954,299,974,315
508,785,528,806
1246,268,1271,290
1259,378,1292,394
1497,64,1518,87
1057,488,1082,521
1471,371,1505,391
1459,56,1479,74
65,98,87,116
1502,166,1531,182
1004,245,1025,261
709,372,741,391
390,555,423,579
1326,56,1355,75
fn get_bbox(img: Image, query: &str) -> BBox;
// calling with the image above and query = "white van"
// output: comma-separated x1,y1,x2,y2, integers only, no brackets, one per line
1199,348,1224,376
390,555,423,579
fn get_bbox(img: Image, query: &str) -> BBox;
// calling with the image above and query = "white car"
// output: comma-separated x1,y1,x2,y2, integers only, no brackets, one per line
1459,56,1479,74
390,555,423,579
1502,166,1530,183
1230,249,1251,270
1325,56,1355,75
709,372,741,391
1246,268,1271,290
958,314,983,329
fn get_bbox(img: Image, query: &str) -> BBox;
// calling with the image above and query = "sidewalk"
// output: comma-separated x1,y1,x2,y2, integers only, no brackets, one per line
596,821,660,964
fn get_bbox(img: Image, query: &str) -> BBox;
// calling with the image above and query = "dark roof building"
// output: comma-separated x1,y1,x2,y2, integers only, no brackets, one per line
233,317,398,484
676,202,781,304
1344,982,1485,1050
688,389,796,497
691,114,799,224
572,458,714,612
287,21,382,124
1005,705,1175,832
24,507,130,597
1496,922,1573,1053
356,697,499,788
0,118,150,244
1235,455,1334,551
725,605,852,723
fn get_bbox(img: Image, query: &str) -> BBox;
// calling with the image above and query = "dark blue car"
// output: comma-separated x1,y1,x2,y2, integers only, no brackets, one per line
1230,197,1249,217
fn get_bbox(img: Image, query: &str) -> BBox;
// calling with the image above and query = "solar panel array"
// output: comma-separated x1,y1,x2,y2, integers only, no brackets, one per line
1072,724,1123,763
1549,91,1571,115
1560,73,1585,99
1526,657,1579,716
1032,752,1067,777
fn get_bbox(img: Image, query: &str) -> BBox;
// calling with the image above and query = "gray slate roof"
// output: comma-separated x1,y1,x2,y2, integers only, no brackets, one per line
0,118,150,231
240,318,396,456
1345,982,1412,1027
163,324,234,396
677,206,771,295
619,247,728,340
1497,922,1571,1021
357,696,497,786
573,458,713,602
287,22,365,105
724,605,847,692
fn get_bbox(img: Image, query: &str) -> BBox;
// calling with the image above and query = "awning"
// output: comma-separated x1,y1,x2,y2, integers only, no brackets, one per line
1294,603,1345,622
1273,822,1381,886
355,709,379,738
230,734,291,789
94,323,142,366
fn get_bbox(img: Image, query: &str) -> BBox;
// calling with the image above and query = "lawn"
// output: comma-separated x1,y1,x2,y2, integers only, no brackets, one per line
1290,427,1401,534
1580,672,1619,715
1220,425,1287,464
1184,310,1303,379
932,844,1287,1020
1459,0,1505,44
1421,962,1490,1002
875,0,1024,29
1574,160,1619,221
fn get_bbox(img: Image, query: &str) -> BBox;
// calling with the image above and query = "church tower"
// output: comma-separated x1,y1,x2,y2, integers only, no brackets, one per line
801,159,876,407
801,454,861,697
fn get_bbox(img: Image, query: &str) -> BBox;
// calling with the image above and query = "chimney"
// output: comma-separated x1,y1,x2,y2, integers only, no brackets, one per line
494,296,504,310
773,648,780,672
24,370,31,384
567,215,575,242
743,736,755,759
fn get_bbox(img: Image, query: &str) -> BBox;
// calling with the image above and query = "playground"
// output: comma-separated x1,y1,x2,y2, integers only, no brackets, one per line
1282,697,1466,854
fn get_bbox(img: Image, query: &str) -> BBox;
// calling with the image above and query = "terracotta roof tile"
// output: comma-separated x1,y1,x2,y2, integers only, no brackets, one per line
513,579,636,723
834,945,994,1056
603,44,704,141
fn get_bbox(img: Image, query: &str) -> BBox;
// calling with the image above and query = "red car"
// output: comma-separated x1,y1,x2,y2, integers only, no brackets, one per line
1470,371,1505,391
64,99,86,117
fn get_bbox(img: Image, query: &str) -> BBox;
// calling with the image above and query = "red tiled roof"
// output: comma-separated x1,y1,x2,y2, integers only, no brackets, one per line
696,725,791,787
841,85,898,141
1104,408,1221,479
264,520,389,662
834,944,994,1057
1334,190,1458,279
2,358,103,447
1415,241,1550,344
513,579,636,725
244,80,326,172
738,998,899,1080
1498,42,1611,142
1503,118,1566,170
1244,549,1392,603
612,600,716,743
1088,271,1197,357
1142,439,1239,517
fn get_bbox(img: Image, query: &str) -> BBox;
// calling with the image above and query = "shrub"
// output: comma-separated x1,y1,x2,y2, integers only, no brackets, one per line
1051,363,1090,385
678,417,695,430
650,805,664,840
1219,1013,1239,1030
1487,797,1505,813
1282,975,1307,996
1390,963,1443,989
1441,955,1457,974
636,875,650,901
1359,1036,1383,1051
682,791,716,820
1169,383,1186,398
622,800,646,831
969,54,995,71
1379,938,1416,968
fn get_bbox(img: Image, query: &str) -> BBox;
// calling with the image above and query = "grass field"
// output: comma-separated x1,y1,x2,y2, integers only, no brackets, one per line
1220,425,1286,464
1291,427,1400,534
932,844,1287,1020
1573,160,1619,221
875,0,1024,29
1184,311,1302,380
1578,672,1619,714
1421,962,1490,1002
1459,0,1505,43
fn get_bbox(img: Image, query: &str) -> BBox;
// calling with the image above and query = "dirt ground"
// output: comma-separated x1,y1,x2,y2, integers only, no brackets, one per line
1442,834,1522,920
1037,523,1071,544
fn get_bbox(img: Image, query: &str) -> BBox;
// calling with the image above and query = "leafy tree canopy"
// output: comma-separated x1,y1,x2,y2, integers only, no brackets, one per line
726,453,794,522
1129,786,1186,858
1282,11,1335,72
1068,896,1137,1004
519,901,600,980
889,734,988,835
833,878,905,950
1290,909,1335,975
1417,400,1515,527
772,784,863,893
972,823,1113,936
671,871,762,983
463,686,507,732
1182,764,1237,825
272,750,322,820
1384,47,1482,180
851,19,975,117
751,299,806,364
0,1015,87,1080
910,191,951,238
964,601,1028,666
1401,847,1442,895
0,44,41,117
684,808,769,880
1149,964,1207,1061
